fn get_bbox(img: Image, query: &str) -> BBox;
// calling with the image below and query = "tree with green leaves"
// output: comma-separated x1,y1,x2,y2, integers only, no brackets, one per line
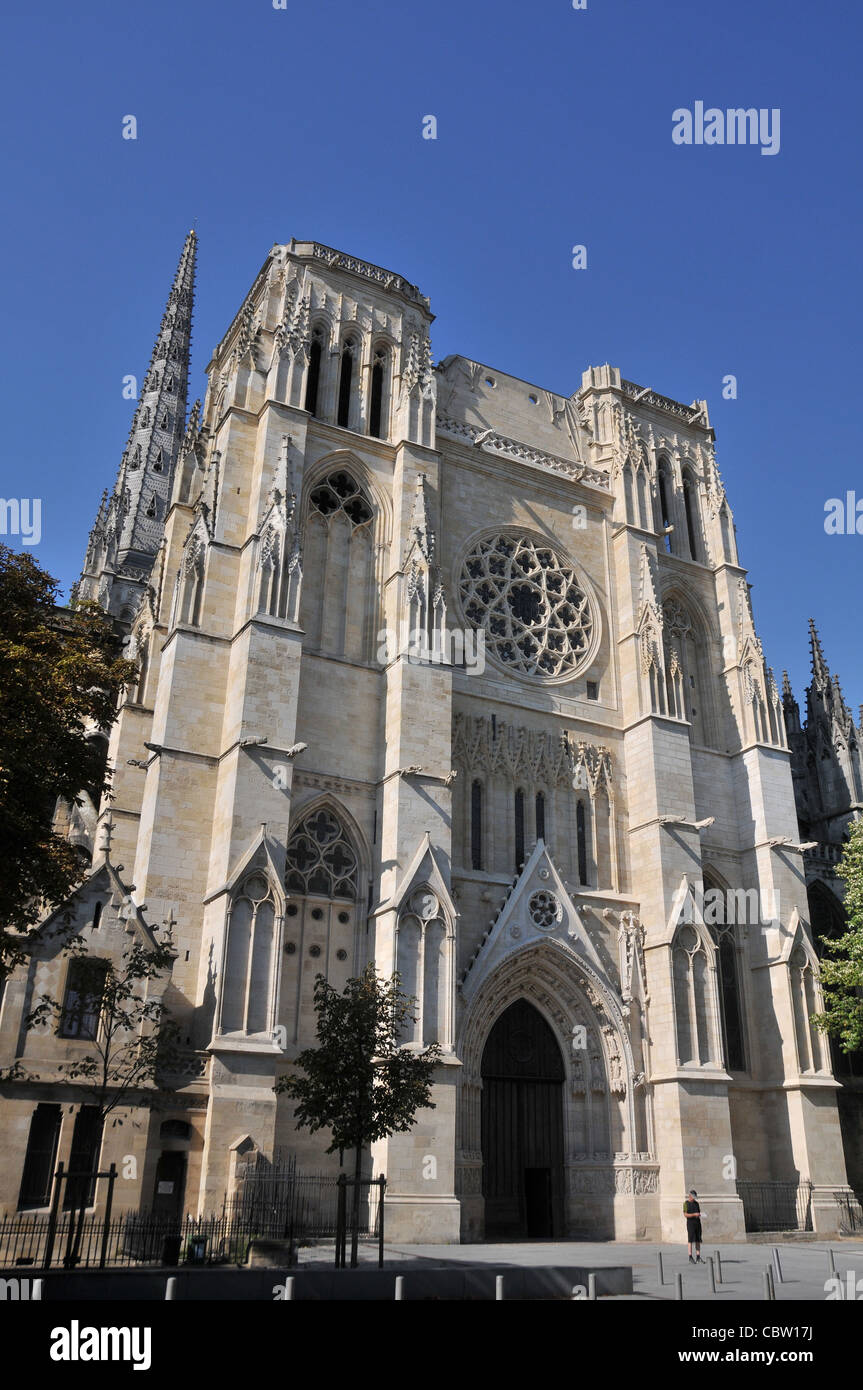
0,544,136,980
22,930,182,1261
275,963,440,1265
813,819,863,1054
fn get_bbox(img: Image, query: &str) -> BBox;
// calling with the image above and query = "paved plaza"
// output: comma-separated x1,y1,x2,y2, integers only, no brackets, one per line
297,1238,863,1300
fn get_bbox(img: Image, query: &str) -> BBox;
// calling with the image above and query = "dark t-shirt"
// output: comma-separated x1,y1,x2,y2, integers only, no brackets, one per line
683,1199,701,1218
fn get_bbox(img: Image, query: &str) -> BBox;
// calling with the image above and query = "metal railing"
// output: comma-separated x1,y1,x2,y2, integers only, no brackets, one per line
835,1191,863,1235
736,1179,813,1233
0,1158,370,1269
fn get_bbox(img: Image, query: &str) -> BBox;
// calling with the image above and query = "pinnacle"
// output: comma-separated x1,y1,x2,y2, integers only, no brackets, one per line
808,617,830,687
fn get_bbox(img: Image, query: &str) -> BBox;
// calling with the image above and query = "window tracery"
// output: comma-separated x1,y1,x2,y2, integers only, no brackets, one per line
285,808,358,899
459,533,594,680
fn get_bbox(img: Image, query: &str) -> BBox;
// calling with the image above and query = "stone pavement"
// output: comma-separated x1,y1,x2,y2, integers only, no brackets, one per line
297,1237,863,1300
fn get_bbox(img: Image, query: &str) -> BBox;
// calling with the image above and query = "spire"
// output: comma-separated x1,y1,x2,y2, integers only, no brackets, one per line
77,229,197,621
781,670,794,703
808,617,830,691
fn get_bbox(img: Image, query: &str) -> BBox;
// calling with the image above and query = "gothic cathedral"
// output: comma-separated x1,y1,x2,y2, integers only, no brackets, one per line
2,231,860,1242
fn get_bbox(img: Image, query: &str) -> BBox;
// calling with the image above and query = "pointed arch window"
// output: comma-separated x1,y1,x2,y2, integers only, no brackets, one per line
789,942,827,1074
179,543,204,626
672,924,717,1066
134,639,150,704
576,800,588,885
304,326,324,416
369,347,388,439
683,473,700,561
303,469,375,660
285,807,358,899
657,459,673,554
396,888,451,1047
218,869,278,1036
337,338,357,428
535,790,546,842
514,787,525,871
153,449,164,474
704,874,746,1071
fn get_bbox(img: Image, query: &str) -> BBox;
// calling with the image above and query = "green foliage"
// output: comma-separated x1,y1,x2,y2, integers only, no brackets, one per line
24,935,182,1120
274,963,440,1156
0,544,136,978
812,820,863,1053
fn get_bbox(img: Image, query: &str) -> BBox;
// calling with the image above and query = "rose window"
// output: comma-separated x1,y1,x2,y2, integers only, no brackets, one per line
529,890,561,929
459,533,593,679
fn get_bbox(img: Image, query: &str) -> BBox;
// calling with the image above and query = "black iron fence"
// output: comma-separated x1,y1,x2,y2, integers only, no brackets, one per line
0,1157,375,1270
835,1190,863,1235
736,1179,813,1232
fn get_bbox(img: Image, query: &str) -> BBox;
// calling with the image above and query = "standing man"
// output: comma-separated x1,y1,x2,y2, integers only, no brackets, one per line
684,1189,704,1263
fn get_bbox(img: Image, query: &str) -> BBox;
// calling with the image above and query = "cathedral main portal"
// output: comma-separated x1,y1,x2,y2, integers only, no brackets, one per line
480,999,565,1238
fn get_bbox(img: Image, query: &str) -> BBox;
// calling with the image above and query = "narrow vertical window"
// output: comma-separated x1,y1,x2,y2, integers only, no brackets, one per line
716,932,745,1070
135,642,149,704
576,801,588,885
535,790,546,842
304,332,322,416
64,1106,103,1210
369,349,386,438
18,1104,62,1209
337,339,355,428
514,788,525,871
471,780,483,871
683,477,699,561
658,466,673,553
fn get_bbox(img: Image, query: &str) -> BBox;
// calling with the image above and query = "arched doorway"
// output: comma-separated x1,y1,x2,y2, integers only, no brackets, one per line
481,998,565,1238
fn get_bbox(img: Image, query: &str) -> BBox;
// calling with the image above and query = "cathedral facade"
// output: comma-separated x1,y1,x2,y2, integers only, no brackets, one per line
0,232,859,1242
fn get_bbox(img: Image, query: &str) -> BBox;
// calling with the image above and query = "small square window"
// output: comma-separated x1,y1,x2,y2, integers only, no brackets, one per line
586,680,599,701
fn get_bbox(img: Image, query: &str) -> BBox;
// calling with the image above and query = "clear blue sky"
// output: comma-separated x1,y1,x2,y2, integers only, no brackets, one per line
1,0,860,708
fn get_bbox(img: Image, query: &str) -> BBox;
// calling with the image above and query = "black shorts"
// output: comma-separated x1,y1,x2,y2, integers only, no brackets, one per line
686,1217,702,1242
